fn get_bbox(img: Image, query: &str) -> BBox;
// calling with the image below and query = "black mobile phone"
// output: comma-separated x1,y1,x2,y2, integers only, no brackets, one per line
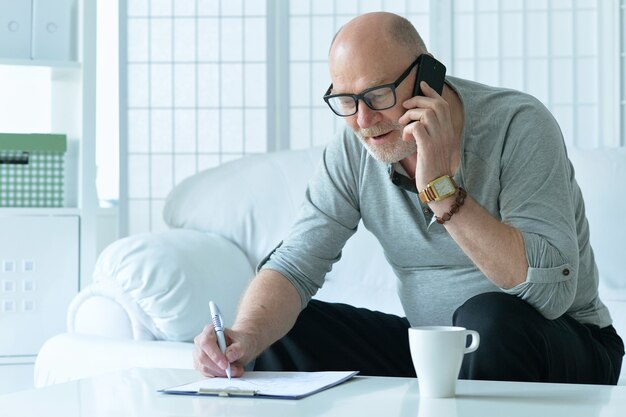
412,54,447,96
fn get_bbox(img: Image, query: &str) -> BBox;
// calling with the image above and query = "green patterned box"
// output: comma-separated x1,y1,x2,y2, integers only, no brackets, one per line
0,133,67,208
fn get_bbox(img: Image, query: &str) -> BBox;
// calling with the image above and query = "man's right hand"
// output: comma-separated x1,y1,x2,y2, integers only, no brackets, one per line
192,269,303,377
192,324,257,378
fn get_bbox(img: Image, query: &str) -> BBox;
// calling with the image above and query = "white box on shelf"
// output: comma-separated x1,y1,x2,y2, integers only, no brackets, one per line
31,0,77,61
0,215,79,358
0,0,32,60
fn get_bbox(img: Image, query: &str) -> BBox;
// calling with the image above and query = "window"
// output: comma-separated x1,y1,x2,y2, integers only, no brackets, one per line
120,0,621,235
96,0,120,207
121,0,268,234
451,0,605,148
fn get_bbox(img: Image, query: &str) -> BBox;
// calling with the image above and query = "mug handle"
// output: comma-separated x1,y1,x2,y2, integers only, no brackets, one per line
464,330,480,354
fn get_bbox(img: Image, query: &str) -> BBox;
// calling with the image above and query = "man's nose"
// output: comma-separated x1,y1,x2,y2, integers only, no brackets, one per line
356,101,380,129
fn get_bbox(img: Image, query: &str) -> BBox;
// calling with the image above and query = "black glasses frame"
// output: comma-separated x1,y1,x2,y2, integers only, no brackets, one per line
323,55,421,117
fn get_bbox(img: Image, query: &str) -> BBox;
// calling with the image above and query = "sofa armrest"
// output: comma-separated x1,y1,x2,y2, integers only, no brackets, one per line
34,333,194,387
70,229,254,342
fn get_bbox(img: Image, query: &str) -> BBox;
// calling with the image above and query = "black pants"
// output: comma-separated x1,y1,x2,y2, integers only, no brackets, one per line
254,293,625,384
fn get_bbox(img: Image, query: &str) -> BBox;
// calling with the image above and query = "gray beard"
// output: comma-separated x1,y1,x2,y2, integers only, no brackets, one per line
356,131,417,164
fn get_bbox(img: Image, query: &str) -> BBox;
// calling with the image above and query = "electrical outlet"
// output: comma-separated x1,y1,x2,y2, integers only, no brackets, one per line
2,299,16,313
23,260,35,272
23,300,35,312
2,280,15,292
2,260,16,273
23,280,35,292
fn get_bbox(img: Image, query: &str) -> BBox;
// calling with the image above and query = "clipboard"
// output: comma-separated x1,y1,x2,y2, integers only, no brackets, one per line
159,371,359,400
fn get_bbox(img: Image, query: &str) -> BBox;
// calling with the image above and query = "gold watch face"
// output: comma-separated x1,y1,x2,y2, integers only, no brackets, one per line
433,177,456,199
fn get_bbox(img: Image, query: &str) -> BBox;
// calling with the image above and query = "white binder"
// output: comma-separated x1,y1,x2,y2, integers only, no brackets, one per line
31,0,77,61
0,0,32,59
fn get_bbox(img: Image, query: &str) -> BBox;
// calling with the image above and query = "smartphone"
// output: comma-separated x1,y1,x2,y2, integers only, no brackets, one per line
412,54,447,96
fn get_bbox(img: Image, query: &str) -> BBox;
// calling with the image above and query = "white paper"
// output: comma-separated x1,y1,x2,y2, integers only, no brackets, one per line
161,371,359,399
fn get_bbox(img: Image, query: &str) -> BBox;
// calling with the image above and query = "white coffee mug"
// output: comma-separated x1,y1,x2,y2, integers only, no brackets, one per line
408,326,480,398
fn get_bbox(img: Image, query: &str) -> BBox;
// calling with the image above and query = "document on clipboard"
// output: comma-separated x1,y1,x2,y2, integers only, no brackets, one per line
159,371,359,400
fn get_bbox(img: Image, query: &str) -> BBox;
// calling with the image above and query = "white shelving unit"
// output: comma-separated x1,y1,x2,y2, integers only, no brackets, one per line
0,0,96,394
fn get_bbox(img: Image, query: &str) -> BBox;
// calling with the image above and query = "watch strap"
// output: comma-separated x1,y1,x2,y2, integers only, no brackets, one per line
419,186,438,203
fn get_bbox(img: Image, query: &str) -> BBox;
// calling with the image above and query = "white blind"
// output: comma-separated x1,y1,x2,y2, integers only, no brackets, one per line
622,0,626,142
120,0,619,235
450,0,602,148
122,0,267,234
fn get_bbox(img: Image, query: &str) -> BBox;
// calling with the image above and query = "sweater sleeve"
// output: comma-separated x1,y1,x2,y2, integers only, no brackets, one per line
496,98,578,319
257,129,362,309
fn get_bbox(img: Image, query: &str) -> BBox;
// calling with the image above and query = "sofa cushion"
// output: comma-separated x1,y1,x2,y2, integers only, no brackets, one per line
568,147,626,340
72,229,254,341
163,147,325,269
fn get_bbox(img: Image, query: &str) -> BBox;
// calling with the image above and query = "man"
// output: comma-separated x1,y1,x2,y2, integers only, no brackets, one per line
193,12,624,383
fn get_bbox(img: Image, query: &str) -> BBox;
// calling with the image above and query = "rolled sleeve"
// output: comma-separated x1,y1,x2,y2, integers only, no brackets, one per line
500,212,579,320
497,102,579,319
502,260,576,320
257,241,334,310
257,133,362,310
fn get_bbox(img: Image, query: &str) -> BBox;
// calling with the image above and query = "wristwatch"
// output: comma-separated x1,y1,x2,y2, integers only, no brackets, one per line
418,175,458,203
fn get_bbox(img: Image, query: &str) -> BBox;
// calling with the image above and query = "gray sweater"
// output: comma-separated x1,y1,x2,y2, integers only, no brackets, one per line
260,76,612,329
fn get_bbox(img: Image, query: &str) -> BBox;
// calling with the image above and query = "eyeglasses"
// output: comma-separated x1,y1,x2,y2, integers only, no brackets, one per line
323,55,421,117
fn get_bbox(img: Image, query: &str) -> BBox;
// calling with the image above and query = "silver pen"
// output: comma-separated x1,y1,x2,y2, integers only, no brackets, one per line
209,301,231,380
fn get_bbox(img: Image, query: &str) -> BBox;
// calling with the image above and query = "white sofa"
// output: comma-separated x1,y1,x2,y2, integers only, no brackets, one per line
35,145,626,387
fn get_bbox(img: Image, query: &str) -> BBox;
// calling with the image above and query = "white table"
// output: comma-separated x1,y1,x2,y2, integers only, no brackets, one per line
1,368,624,417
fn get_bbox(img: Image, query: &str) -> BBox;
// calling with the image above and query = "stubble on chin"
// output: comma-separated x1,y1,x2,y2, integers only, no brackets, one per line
355,124,416,164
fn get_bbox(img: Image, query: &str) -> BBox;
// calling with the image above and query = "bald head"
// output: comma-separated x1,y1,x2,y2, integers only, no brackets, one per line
325,13,431,164
329,12,427,60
